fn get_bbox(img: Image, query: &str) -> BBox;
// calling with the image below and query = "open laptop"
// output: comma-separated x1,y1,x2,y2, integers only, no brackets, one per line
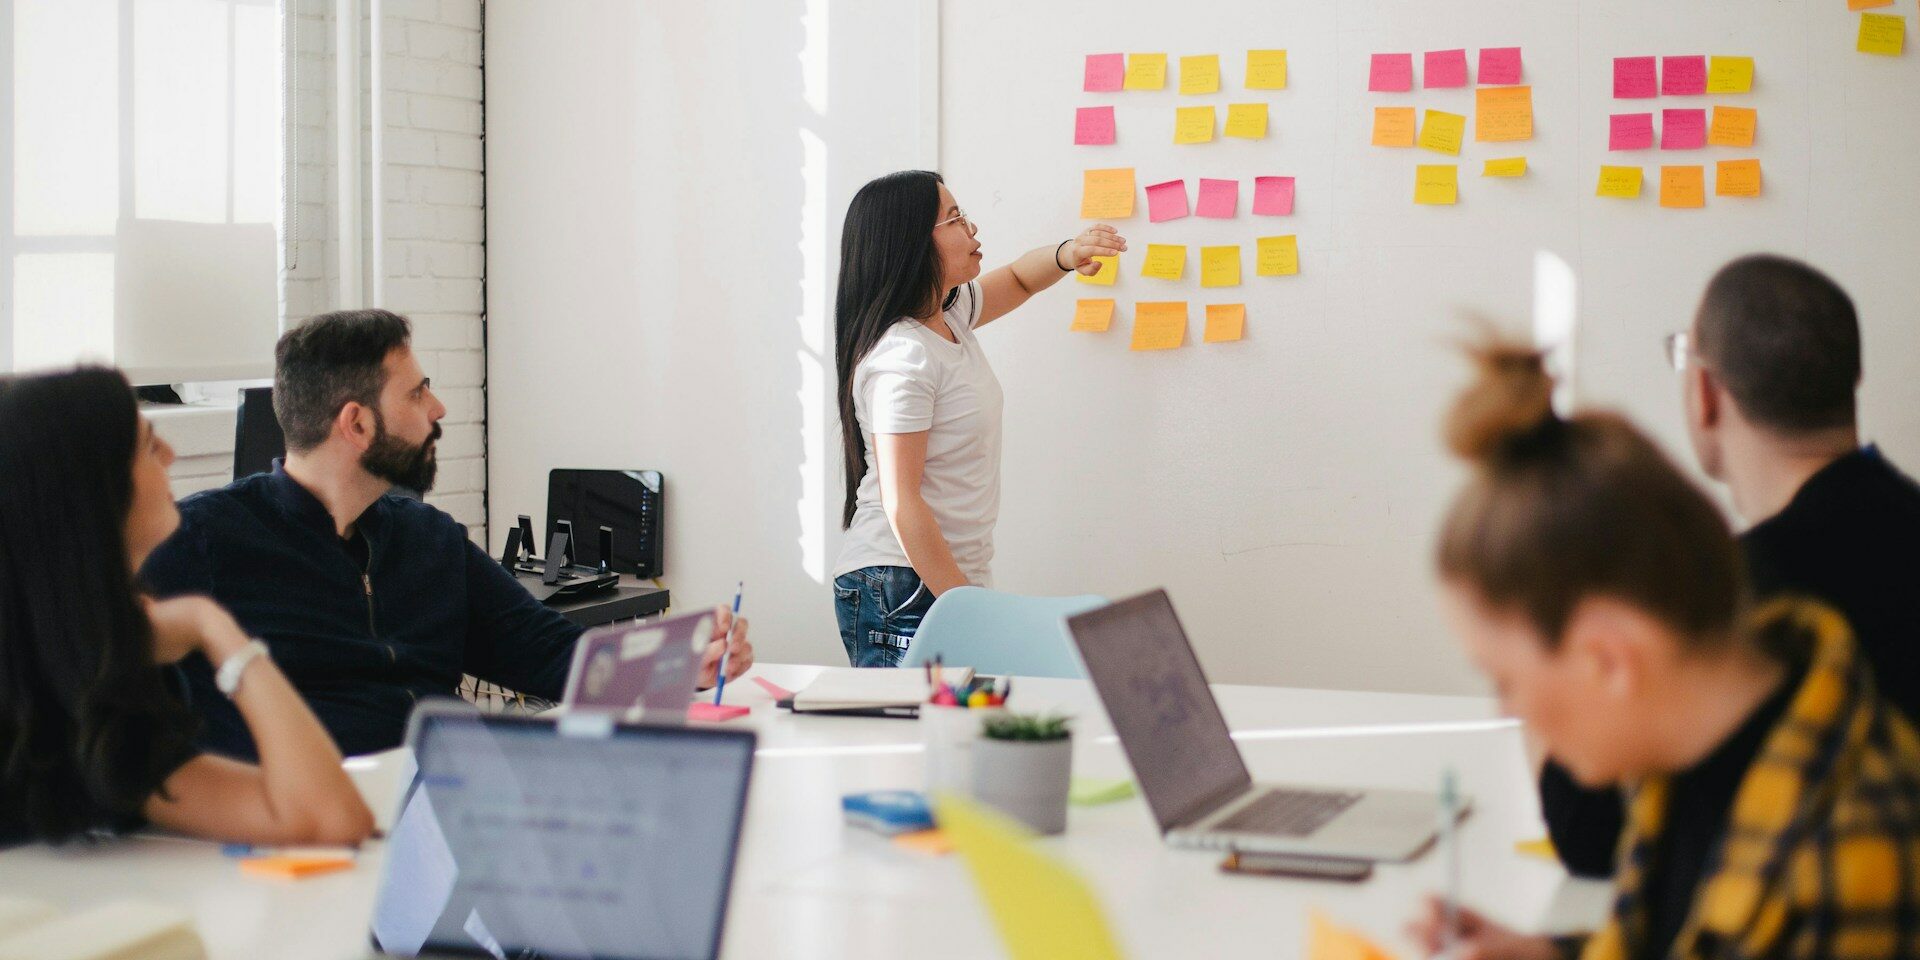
1065,589,1458,862
366,704,756,959
560,609,712,722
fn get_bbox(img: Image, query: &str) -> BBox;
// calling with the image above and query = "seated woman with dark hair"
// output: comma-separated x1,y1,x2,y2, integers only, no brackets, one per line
0,368,374,846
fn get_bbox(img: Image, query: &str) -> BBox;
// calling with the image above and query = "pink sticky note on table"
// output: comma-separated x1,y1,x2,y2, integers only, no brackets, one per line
1074,106,1115,145
1423,49,1469,88
1478,47,1523,85
1196,178,1239,219
1368,53,1414,92
752,676,796,701
1609,113,1655,150
1145,179,1190,222
1084,53,1124,92
1252,176,1295,216
1662,56,1706,95
1661,108,1706,149
688,702,750,722
1613,56,1657,98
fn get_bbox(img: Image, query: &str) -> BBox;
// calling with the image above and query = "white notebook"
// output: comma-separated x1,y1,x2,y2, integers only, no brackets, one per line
789,666,975,711
0,900,205,960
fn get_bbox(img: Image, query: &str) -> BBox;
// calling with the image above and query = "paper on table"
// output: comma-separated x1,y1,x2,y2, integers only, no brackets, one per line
1613,56,1657,98
1597,165,1644,198
1478,46,1523,85
1141,244,1186,280
1179,54,1221,94
1706,56,1753,93
1200,246,1241,288
1074,106,1115,145
1661,109,1707,150
1130,302,1188,351
1252,176,1295,215
1256,235,1299,276
1715,159,1762,197
1080,168,1135,219
1306,910,1399,960
1414,164,1459,205
1368,53,1413,92
1071,298,1116,332
1371,106,1416,147
1204,303,1246,343
1084,53,1125,92
1124,53,1167,90
1708,106,1756,146
687,702,749,722
1418,110,1466,155
1610,113,1655,150
1174,106,1216,144
1224,103,1269,139
792,666,972,709
1196,178,1239,218
1424,48,1468,88
1245,49,1288,89
1474,86,1533,142
1859,14,1906,56
1662,55,1706,95
1145,179,1190,222
1077,255,1120,286
1482,157,1526,177
372,790,459,955
1660,165,1705,208
936,795,1125,960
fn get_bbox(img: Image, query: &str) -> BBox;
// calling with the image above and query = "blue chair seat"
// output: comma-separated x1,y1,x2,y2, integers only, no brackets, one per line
900,587,1108,679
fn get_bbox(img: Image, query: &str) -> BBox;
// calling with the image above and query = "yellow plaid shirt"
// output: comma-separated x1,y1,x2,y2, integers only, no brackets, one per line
1570,599,1920,960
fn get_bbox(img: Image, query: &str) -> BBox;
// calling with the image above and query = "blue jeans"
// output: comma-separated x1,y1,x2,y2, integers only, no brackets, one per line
834,566,935,668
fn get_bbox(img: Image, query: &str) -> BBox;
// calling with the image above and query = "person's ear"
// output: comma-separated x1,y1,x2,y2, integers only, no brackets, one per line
1690,365,1722,430
1561,597,1658,704
334,401,378,453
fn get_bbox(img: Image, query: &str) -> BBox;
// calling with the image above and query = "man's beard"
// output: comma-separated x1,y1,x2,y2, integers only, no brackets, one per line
361,412,440,494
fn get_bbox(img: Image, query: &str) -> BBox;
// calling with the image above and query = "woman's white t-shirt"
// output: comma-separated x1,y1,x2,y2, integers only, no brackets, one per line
834,281,1004,586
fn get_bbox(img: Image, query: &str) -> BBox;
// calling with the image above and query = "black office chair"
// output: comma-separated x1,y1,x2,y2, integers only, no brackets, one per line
232,387,285,481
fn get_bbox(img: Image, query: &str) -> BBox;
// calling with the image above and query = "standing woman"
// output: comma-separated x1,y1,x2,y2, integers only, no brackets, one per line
832,171,1125,667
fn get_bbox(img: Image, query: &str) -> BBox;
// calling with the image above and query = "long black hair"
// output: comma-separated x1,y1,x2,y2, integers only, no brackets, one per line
0,368,198,842
835,170,951,529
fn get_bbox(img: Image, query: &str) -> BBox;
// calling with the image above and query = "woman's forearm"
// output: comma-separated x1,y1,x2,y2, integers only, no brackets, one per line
229,657,375,841
1007,243,1072,298
885,494,971,595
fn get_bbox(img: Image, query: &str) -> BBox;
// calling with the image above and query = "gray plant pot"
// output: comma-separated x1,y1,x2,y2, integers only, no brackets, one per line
971,736,1073,835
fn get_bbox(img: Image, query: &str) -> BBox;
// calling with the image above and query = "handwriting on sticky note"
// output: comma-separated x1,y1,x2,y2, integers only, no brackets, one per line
1179,54,1221,94
1174,106,1216,144
1245,50,1287,89
1225,103,1268,139
1080,168,1135,219
1414,165,1458,205
1662,55,1706,95
1201,246,1241,288
1256,235,1299,276
1613,56,1657,98
1610,113,1654,151
1077,255,1119,286
1204,303,1246,343
1482,157,1526,177
1141,244,1186,280
1708,106,1756,147
1478,47,1523,85
1597,166,1643,198
1125,53,1168,90
1661,109,1707,150
1196,178,1239,219
1130,302,1187,351
1071,298,1116,332
1715,159,1762,197
1074,106,1115,146
1372,107,1416,147
1252,176,1295,215
1424,49,1468,88
1418,110,1466,155
1707,56,1753,93
1660,165,1705,208
1369,53,1413,92
1475,86,1533,142
1859,14,1906,56
1084,53,1125,92
1145,179,1190,222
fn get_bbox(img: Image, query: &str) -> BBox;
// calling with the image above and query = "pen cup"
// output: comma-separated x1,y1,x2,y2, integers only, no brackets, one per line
921,704,1004,796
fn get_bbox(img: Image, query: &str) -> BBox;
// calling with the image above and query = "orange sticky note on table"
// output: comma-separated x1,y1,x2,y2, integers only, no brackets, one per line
1071,298,1116,332
1707,106,1756,147
241,855,355,880
893,829,955,856
1474,86,1533,142
1080,168,1135,219
1306,911,1398,960
1256,235,1299,276
1715,159,1762,198
1414,164,1458,205
1417,110,1466,155
1596,165,1643,198
1371,107,1416,147
1076,255,1119,286
1200,245,1241,288
1130,302,1188,351
1203,303,1246,343
1660,165,1705,208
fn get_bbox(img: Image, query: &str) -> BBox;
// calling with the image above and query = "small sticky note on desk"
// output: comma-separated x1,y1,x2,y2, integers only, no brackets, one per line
1174,106,1216,144
1859,14,1906,56
1478,46,1523,84
1071,298,1116,332
1610,113,1654,150
1368,53,1413,92
1130,302,1188,351
1204,303,1246,343
1423,48,1468,88
1660,165,1705,208
1372,106,1416,147
1141,243,1186,280
1708,106,1756,147
1851,0,1894,8
1080,168,1135,219
1597,165,1644,198
1069,777,1138,806
1414,164,1459,205
1196,178,1239,218
1661,108,1707,150
893,829,955,857
1077,255,1119,286
1179,54,1221,94
1715,159,1762,197
1417,110,1466,155
1245,49,1288,89
1073,106,1115,146
1200,245,1241,288
1145,178,1190,222
241,855,356,880
1474,86,1533,142
1662,55,1706,95
1252,176,1294,215
1482,157,1526,177
1306,911,1398,960
1256,235,1300,276
1224,103,1269,139
1613,56,1657,98
1084,53,1124,92
688,702,749,722
1707,56,1753,93
1124,53,1167,90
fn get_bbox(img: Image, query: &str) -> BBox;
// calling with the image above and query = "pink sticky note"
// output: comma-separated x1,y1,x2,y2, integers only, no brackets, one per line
688,702,750,722
1252,176,1296,216
1662,55,1706,95
1074,106,1115,145
1196,178,1239,218
1145,179,1190,222
1478,47,1523,85
1613,56,1657,98
752,676,796,700
1369,53,1414,92
1084,53,1124,92
1423,49,1469,88
1661,108,1707,149
1609,113,1655,150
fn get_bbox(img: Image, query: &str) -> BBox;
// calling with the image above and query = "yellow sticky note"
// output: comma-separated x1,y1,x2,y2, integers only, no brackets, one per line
1200,245,1241,288
1858,14,1906,56
1482,157,1527,177
1071,298,1116,332
1174,106,1216,144
1204,303,1246,343
1130,301,1189,351
1076,255,1119,286
1414,164,1459,205
1417,110,1466,155
1124,53,1167,90
1224,103,1269,140
1371,107,1416,147
1706,56,1753,94
1514,837,1558,861
1715,159,1763,198
1255,235,1299,276
1707,106,1756,147
1179,54,1221,94
1596,165,1644,198
1474,86,1533,142
1245,49,1288,90
1306,910,1398,960
1079,168,1136,219
936,796,1125,960
1660,165,1705,209
1141,244,1186,280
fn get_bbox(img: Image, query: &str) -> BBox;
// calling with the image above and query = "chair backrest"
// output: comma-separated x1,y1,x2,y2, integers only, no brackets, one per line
232,386,285,481
901,587,1108,679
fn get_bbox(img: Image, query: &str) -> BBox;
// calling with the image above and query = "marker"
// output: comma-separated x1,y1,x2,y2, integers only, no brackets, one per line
712,582,743,706
1439,768,1461,959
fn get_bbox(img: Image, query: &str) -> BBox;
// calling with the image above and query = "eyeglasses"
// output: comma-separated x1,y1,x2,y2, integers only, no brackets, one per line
935,210,977,236
1663,330,1691,372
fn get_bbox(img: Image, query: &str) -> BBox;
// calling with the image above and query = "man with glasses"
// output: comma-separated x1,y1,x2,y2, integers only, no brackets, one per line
1540,254,1920,878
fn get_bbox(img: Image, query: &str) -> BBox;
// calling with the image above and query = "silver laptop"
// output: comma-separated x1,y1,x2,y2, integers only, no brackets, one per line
1065,589,1459,862
366,703,755,959
560,609,712,722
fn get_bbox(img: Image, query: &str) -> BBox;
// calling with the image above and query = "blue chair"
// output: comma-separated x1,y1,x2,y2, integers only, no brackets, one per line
900,587,1108,679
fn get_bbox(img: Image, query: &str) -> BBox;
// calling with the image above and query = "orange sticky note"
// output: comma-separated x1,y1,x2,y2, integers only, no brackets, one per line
893,829,955,856
1596,165,1643,199
1850,0,1893,9
1707,106,1756,147
241,855,355,880
1203,303,1246,343
1371,107,1416,147
1130,302,1188,351
1080,168,1135,219
1071,298,1116,332
1715,159,1762,198
1306,911,1398,960
1474,86,1534,142
1660,165,1705,208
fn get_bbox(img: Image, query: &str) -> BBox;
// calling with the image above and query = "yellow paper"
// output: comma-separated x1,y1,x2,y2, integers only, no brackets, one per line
1080,168,1136,219
1707,106,1756,147
1130,302,1188,351
1414,164,1458,205
1124,53,1167,90
936,796,1125,960
1071,298,1116,332
1858,13,1905,56
1417,110,1466,156
1715,159,1763,198
1482,157,1527,177
1256,235,1299,276
1245,49,1288,89
1076,255,1119,286
1596,165,1644,199
1224,103,1269,140
1204,303,1246,343
1306,911,1399,960
1141,244,1186,280
1706,56,1753,94
1660,165,1705,209
1371,107,1416,147
1200,246,1241,288
1474,86,1533,142
1179,54,1221,94
1514,837,1558,861
1174,106,1216,144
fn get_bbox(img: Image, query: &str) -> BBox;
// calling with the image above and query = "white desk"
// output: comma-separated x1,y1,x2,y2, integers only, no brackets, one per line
0,664,1609,958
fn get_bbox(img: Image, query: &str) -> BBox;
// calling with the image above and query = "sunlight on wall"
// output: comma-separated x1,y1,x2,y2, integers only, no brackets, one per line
794,0,831,583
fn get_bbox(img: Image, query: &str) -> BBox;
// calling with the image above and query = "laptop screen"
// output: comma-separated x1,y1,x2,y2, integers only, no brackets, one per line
370,712,755,960
1066,590,1253,833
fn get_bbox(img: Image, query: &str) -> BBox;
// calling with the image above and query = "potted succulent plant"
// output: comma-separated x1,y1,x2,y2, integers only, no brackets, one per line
971,714,1073,835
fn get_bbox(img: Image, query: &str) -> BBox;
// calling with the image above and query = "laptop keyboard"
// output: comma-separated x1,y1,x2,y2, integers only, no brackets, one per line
1215,788,1364,837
